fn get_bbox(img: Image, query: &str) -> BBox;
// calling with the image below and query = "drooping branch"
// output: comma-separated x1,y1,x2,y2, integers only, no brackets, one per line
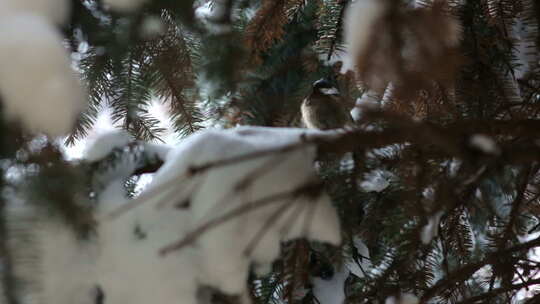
420,236,540,303
245,0,289,63
159,181,324,256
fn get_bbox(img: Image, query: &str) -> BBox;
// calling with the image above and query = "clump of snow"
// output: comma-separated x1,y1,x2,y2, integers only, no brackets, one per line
0,0,71,25
140,16,165,39
422,187,435,202
98,179,129,212
512,19,536,80
319,49,349,67
448,158,461,178
146,126,341,295
359,169,391,192
83,130,170,191
312,266,350,304
195,0,233,34
0,14,86,136
420,211,444,244
21,126,341,304
341,0,387,73
38,220,100,304
346,237,372,278
84,130,133,162
3,191,98,304
27,177,198,304
96,184,198,304
195,2,213,19
206,0,229,21
469,134,499,155
350,90,380,121
385,293,419,304
103,0,148,13
144,142,171,161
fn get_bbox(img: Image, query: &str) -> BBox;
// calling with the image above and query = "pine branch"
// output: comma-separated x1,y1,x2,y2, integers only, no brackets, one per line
245,0,289,63
108,47,164,141
314,0,346,60
66,48,114,145
420,237,540,303
325,0,349,61
499,165,536,247
149,12,202,136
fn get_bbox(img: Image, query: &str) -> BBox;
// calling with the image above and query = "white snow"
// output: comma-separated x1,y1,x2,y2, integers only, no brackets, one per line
83,130,170,194
144,142,171,161
18,126,341,304
319,49,350,67
350,90,380,121
96,183,198,304
359,169,391,192
0,0,71,25
140,16,165,38
341,0,387,73
38,220,100,304
28,177,198,304
195,2,213,19
422,187,435,202
469,134,499,155
64,100,176,160
84,130,133,162
98,179,129,212
144,126,341,295
511,18,536,80
385,293,419,304
346,237,372,278
195,1,233,34
311,266,350,304
0,14,86,136
103,0,148,13
381,83,394,107
420,211,444,244
448,158,461,178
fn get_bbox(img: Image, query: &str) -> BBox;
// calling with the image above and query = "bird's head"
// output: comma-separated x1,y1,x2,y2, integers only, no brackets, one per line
312,78,339,96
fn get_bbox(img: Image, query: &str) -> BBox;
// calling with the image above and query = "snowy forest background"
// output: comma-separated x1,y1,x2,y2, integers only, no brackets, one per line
0,0,540,303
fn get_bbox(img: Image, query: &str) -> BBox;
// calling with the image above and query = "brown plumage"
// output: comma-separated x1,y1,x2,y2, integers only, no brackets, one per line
301,79,353,130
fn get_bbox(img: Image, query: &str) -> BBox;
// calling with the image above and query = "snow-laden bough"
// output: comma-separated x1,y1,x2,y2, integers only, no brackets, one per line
11,127,342,304
0,14,86,136
0,0,71,25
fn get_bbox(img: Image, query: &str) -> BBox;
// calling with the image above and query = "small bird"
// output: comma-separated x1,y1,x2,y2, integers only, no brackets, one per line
301,79,353,130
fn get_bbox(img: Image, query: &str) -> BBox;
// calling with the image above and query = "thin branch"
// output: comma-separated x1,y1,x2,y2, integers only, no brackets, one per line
420,236,540,303
107,113,540,220
159,181,323,256
326,0,349,61
456,278,540,304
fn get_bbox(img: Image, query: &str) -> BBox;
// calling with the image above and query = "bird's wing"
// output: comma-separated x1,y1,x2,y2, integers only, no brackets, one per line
329,96,355,127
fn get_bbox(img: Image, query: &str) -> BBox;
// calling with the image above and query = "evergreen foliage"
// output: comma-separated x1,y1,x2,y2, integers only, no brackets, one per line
1,0,540,303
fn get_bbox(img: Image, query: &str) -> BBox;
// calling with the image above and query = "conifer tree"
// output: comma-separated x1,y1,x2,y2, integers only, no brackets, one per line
1,0,540,303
